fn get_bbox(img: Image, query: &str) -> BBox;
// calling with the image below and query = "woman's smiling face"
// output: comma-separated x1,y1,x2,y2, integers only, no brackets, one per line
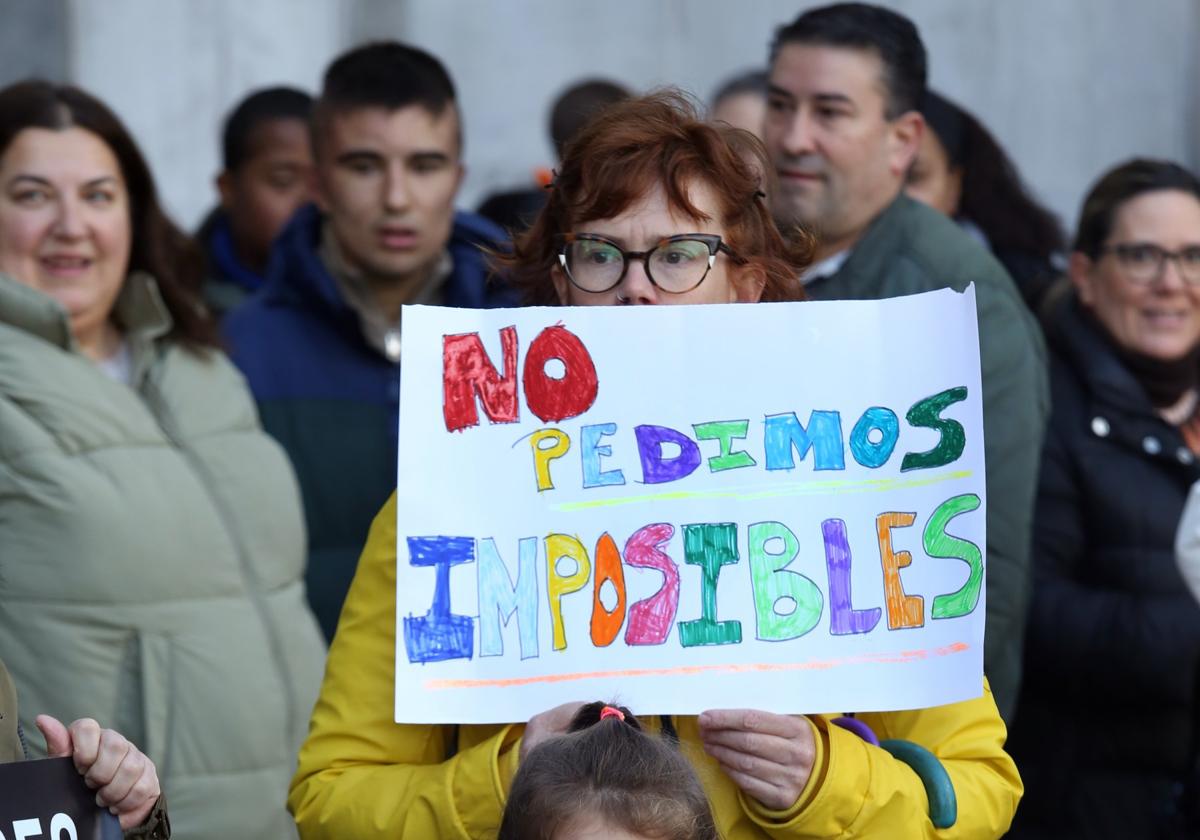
0,126,132,349
1073,189,1200,361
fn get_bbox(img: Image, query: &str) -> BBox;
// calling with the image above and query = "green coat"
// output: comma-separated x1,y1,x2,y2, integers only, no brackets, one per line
0,273,326,839
806,194,1050,721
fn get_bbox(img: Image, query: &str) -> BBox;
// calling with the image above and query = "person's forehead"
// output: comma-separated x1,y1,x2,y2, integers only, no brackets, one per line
713,92,764,121
555,812,651,840
2,126,122,180
1112,190,1200,237
769,42,887,102
246,118,311,153
323,103,461,156
580,179,722,235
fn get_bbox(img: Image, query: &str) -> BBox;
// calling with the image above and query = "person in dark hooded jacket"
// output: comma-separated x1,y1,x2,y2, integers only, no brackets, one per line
1007,158,1200,838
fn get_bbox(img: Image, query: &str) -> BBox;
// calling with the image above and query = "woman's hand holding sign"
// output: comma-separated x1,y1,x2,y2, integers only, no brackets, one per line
698,709,816,811
36,714,161,829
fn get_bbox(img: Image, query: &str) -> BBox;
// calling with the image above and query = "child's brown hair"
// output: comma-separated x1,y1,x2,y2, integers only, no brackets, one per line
498,702,719,840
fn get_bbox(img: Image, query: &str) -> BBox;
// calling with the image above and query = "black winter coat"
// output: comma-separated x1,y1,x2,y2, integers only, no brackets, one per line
1007,297,1200,838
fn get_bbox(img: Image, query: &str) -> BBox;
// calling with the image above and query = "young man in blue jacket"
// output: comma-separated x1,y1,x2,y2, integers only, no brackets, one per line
225,43,516,640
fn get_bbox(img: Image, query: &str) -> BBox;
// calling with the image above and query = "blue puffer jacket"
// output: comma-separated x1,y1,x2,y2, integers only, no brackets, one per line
224,204,516,640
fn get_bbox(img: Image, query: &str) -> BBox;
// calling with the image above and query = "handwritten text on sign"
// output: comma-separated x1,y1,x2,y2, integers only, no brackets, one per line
395,288,986,723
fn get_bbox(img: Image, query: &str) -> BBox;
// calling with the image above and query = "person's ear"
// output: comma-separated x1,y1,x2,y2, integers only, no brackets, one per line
733,263,766,303
1069,251,1097,306
888,112,924,180
551,263,570,305
216,172,234,211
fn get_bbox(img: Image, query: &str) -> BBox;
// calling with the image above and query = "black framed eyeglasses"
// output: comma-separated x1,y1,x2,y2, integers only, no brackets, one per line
557,233,746,294
1099,242,1200,285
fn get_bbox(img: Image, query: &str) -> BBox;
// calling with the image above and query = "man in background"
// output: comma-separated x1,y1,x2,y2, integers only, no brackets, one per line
764,2,1049,720
476,78,630,232
197,86,313,316
225,43,514,640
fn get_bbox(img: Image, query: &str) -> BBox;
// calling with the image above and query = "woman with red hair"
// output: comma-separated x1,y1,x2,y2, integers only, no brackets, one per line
289,91,1020,840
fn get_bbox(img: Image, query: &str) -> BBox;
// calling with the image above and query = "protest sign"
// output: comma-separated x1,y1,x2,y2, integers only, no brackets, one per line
0,757,121,840
395,287,986,723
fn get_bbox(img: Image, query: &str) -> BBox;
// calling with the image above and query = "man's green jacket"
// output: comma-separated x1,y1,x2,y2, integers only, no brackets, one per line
806,194,1051,720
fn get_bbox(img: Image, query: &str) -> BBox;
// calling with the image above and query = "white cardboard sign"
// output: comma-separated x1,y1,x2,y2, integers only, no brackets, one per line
395,288,985,723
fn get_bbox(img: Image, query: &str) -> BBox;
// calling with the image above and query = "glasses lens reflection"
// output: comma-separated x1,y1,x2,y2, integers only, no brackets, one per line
1114,244,1200,284
568,240,625,291
566,238,714,293
649,239,711,290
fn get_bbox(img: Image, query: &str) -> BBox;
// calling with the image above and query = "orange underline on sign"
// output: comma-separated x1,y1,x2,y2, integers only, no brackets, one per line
422,642,970,690
554,470,974,512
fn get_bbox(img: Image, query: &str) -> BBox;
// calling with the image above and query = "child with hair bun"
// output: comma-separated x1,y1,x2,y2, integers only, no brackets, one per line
499,702,719,840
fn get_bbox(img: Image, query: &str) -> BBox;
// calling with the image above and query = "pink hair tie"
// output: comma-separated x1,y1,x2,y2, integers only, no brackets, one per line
599,705,625,722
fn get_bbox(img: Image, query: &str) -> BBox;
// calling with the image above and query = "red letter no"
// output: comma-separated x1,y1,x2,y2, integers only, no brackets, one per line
523,325,599,423
442,327,519,431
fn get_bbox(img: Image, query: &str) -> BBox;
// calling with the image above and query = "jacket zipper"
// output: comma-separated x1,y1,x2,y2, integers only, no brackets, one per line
140,357,299,751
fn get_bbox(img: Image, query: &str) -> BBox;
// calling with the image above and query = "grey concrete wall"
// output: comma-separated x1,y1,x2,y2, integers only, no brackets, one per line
912,0,1200,232
65,0,347,228
0,0,69,86
395,0,1200,232
29,0,1199,235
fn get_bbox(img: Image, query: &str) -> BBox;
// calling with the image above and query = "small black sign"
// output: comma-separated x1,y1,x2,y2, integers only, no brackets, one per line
0,757,121,839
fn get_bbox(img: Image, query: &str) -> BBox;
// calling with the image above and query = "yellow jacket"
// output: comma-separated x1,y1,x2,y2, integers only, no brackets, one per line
290,493,1022,838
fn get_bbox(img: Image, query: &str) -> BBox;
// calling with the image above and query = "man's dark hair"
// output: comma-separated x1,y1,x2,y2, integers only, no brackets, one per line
710,69,769,109
221,86,312,171
314,41,458,151
771,2,927,119
549,79,631,159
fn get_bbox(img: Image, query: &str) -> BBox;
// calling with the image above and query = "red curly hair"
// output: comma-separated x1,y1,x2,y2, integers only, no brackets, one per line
499,89,812,304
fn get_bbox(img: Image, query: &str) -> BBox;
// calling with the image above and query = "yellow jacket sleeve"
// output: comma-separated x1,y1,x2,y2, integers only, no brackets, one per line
288,492,516,838
738,683,1021,838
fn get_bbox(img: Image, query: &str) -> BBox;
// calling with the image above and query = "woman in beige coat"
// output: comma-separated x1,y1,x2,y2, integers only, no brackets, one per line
0,80,325,840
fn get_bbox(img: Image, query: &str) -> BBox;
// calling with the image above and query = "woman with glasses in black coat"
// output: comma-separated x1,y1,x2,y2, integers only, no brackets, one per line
1007,159,1200,838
